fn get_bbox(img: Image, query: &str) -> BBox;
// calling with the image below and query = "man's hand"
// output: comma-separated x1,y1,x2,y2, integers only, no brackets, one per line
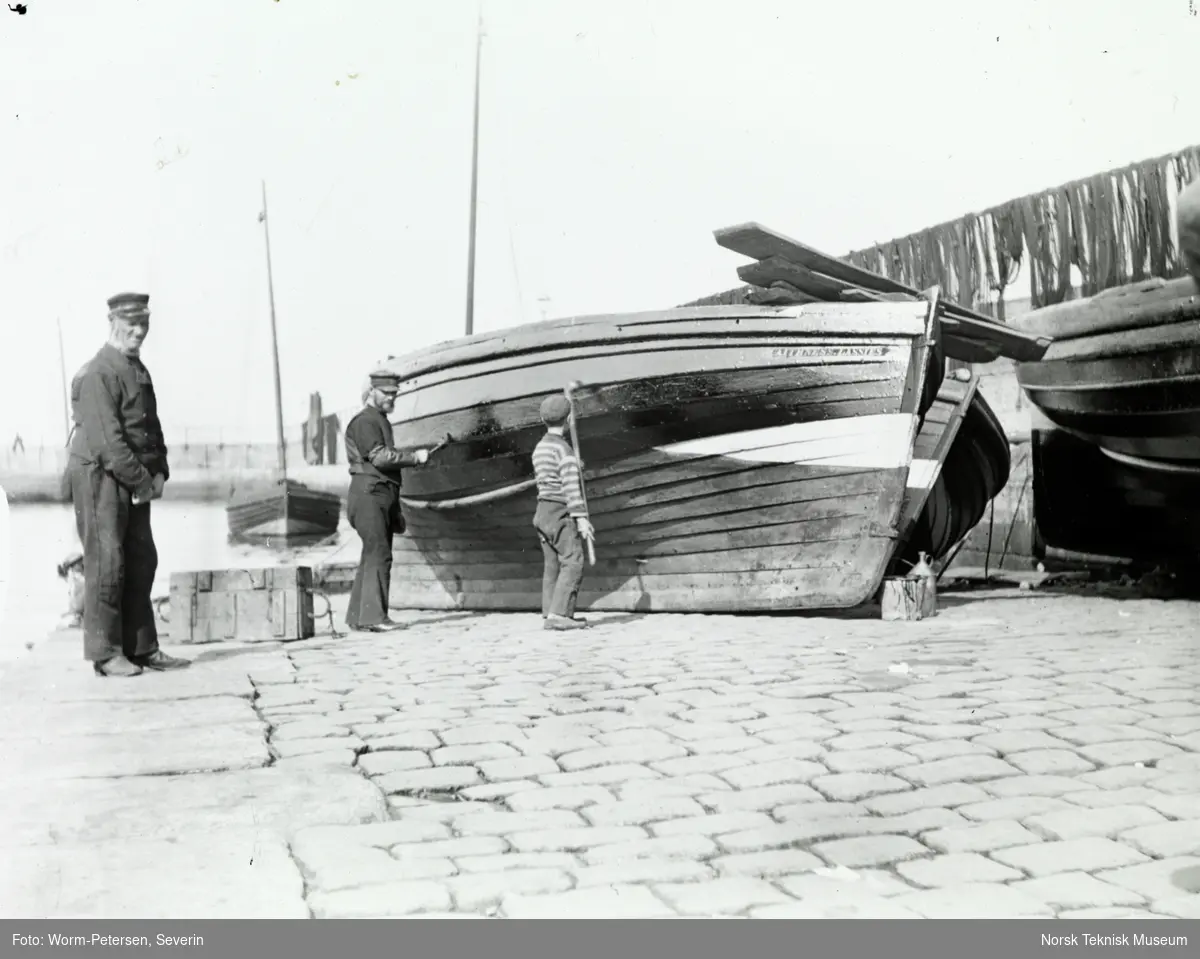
151,474,166,499
575,517,595,541
413,449,430,465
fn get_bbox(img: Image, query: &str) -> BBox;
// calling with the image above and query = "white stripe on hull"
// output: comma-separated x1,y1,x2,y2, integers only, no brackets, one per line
906,458,939,490
653,413,918,470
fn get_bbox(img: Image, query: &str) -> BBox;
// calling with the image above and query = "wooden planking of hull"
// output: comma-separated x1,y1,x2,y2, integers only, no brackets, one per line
377,302,938,613
1014,275,1200,462
226,479,342,547
1032,426,1200,569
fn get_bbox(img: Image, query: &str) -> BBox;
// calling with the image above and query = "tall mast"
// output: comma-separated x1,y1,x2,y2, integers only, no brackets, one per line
56,317,70,443
259,180,288,478
464,4,483,336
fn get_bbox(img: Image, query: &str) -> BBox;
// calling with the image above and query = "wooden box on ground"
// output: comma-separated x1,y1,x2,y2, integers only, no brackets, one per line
169,567,315,643
880,575,937,621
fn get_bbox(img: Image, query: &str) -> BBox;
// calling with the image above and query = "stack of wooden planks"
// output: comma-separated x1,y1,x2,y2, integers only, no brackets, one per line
711,222,1054,365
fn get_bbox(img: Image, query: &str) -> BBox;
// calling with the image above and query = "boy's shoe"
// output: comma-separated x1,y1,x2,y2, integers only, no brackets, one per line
544,614,587,631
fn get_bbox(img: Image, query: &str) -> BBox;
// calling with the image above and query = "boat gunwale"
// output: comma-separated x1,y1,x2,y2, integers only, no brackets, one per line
1016,317,1200,370
376,302,930,383
1007,275,1200,341
390,334,915,398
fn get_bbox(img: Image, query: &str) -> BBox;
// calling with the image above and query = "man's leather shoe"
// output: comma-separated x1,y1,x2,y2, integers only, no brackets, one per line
360,619,405,633
132,650,191,671
544,614,587,631
94,656,143,678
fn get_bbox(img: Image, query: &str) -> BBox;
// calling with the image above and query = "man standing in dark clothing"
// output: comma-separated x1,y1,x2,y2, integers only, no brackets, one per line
68,292,190,678
343,371,432,632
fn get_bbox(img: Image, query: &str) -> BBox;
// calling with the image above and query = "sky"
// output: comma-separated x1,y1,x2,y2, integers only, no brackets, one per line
2,0,1198,447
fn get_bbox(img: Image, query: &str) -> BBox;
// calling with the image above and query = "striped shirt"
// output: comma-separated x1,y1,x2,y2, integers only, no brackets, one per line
532,432,587,517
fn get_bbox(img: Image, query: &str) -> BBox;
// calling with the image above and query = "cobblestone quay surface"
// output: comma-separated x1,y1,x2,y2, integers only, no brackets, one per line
2,589,1198,918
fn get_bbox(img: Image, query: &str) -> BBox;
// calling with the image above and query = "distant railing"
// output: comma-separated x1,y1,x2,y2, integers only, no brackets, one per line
2,439,320,475
4,394,365,476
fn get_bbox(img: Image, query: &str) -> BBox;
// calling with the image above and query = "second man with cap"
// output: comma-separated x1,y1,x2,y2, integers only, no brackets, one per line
532,394,594,630
343,371,434,632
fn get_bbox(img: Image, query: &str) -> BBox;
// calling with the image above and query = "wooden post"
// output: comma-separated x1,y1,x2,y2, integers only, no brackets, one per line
306,392,323,465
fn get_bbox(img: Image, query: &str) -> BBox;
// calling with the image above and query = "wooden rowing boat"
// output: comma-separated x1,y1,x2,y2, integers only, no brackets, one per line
1011,275,1200,463
376,299,939,613
226,478,343,548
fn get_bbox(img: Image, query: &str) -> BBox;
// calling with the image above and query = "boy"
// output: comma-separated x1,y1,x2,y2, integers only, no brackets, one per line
532,394,594,630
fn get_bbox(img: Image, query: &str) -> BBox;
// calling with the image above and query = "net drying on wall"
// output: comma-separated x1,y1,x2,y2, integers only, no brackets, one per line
685,145,1200,315
844,145,1200,312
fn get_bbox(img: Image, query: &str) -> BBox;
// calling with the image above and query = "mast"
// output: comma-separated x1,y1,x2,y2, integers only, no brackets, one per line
464,4,483,336
259,180,288,478
56,317,70,443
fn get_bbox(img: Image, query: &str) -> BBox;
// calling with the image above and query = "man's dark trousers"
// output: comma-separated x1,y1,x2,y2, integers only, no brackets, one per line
346,474,402,628
534,500,585,618
70,462,160,662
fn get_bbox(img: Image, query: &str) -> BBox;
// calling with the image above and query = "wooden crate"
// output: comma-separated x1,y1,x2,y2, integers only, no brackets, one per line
169,567,315,643
880,575,937,621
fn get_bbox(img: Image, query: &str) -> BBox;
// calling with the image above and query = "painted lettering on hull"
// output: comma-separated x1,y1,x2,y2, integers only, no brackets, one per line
769,346,893,360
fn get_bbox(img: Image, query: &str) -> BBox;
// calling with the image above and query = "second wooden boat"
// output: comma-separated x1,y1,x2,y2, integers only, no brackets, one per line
1012,275,1200,463
377,299,939,613
892,373,1011,571
226,478,343,548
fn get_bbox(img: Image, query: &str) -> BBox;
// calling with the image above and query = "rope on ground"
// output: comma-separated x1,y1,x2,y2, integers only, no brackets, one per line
309,587,343,638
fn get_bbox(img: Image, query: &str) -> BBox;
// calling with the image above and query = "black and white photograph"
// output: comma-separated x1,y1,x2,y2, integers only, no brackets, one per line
1,0,1199,935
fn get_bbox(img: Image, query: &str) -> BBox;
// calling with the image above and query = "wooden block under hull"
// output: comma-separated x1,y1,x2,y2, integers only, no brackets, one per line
169,567,316,643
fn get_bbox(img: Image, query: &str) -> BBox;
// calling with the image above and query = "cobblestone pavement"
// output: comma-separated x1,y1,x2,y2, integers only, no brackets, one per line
257,591,1200,919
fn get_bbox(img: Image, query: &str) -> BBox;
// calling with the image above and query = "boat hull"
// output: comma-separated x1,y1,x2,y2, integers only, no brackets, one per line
1032,426,1200,569
1014,277,1200,463
226,479,342,547
378,303,935,613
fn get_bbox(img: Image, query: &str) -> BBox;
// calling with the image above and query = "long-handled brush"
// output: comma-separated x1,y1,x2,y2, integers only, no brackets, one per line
563,380,596,566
